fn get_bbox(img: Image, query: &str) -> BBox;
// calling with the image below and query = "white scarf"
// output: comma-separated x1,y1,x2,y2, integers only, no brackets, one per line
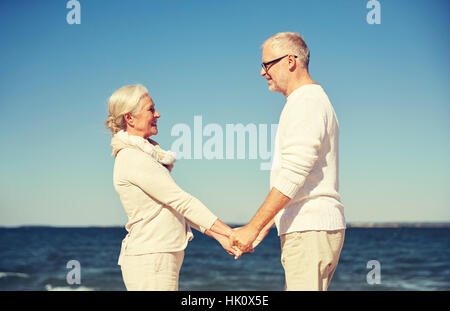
113,130,176,166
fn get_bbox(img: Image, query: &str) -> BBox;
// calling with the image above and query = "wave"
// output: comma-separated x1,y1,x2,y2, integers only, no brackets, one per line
45,284,95,291
0,272,29,279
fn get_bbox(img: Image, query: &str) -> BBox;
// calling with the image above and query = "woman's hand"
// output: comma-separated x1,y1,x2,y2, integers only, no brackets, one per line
205,219,244,259
213,232,243,259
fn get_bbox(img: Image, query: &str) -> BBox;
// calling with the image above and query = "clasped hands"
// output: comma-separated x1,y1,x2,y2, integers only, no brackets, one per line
216,224,269,260
208,219,271,259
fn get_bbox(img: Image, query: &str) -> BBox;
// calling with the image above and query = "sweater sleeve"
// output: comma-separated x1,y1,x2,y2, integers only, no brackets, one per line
185,220,207,234
121,149,218,231
272,96,326,199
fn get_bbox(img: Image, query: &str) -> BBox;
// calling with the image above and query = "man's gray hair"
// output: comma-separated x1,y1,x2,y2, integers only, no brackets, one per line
262,32,310,70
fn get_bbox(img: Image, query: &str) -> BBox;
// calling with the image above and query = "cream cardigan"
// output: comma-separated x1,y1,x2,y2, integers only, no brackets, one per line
112,141,217,262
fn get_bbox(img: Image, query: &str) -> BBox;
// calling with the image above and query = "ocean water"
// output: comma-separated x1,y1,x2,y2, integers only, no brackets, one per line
0,227,449,291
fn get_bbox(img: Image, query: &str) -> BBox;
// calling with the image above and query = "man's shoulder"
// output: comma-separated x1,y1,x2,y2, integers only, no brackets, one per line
286,84,327,105
285,85,330,112
290,84,328,98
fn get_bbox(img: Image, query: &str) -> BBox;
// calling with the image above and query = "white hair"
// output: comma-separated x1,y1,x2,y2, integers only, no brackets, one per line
262,32,310,70
105,84,149,134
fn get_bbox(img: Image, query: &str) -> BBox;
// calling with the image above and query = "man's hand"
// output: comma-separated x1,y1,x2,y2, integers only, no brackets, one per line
214,233,243,259
230,225,260,252
204,220,243,259
230,188,289,252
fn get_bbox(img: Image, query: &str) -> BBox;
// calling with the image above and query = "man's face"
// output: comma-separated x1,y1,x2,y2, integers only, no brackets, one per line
260,45,288,93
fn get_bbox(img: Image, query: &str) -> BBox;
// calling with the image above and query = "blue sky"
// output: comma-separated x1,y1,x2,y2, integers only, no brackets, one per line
0,0,449,226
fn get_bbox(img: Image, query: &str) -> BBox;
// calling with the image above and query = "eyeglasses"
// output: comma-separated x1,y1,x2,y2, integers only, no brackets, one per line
261,54,298,73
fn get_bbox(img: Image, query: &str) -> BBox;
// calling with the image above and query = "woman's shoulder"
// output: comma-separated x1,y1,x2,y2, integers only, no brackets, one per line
115,148,163,173
116,147,150,161
114,147,171,183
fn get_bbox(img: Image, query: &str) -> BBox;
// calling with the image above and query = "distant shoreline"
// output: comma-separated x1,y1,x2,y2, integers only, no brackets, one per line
1,222,450,229
346,222,450,228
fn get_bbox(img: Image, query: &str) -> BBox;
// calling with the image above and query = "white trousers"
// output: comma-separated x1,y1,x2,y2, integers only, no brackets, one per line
120,251,184,291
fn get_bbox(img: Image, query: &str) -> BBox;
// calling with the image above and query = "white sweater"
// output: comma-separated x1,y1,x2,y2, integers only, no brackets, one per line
271,84,346,235
113,148,218,260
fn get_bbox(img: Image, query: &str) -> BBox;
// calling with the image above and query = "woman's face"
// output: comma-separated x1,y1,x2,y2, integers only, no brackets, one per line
131,94,160,138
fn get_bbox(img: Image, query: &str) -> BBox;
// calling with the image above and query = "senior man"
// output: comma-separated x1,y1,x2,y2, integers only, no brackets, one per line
231,32,346,291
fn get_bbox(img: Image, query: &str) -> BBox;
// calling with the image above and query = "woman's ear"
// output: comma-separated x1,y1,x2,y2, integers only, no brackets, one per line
123,113,134,127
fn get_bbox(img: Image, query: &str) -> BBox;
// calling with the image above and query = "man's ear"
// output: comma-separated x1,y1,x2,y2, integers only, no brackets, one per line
123,113,134,127
288,55,297,72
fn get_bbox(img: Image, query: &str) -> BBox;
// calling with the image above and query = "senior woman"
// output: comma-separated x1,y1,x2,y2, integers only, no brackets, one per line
105,84,240,291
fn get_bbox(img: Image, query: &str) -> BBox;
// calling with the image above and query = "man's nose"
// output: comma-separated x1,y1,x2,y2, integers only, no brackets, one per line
155,110,160,118
260,67,267,77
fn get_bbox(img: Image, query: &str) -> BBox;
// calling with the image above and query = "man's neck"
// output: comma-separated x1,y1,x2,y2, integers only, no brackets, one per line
284,73,318,98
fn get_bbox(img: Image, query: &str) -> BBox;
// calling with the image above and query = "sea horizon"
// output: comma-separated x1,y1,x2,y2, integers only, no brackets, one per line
1,226,449,291
2,221,450,229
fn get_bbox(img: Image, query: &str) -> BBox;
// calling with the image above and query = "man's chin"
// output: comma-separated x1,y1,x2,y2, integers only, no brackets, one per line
268,84,282,93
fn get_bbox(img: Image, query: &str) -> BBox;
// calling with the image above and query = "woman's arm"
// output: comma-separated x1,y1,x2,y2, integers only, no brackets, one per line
187,219,242,258
209,219,233,237
120,149,220,233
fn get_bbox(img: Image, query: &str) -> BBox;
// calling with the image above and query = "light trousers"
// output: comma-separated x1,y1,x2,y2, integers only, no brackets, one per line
120,251,184,291
280,229,345,291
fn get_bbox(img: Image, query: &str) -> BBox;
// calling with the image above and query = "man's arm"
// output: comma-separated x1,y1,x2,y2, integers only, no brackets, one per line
230,187,291,251
231,92,326,252
251,218,275,249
